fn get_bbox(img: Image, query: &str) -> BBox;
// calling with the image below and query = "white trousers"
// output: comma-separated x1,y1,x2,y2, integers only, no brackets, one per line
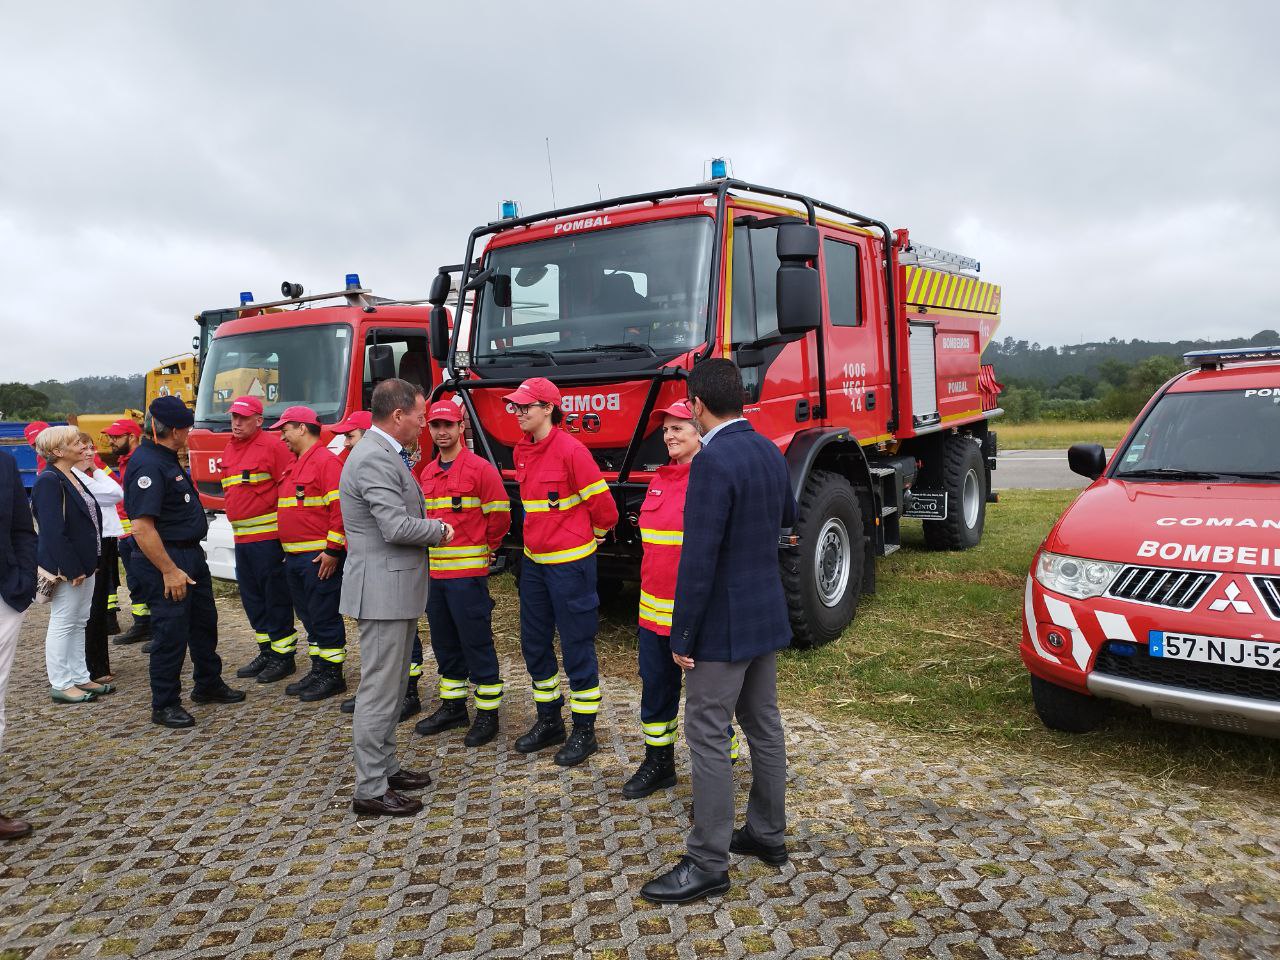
45,574,94,690
0,598,28,756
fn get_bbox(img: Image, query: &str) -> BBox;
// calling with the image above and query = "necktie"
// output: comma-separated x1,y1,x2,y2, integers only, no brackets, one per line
399,450,413,472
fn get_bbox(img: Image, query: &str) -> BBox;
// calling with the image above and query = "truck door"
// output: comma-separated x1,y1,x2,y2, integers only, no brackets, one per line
820,234,889,440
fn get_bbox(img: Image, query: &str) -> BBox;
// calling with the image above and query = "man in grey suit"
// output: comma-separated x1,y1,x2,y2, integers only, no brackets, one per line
341,379,453,817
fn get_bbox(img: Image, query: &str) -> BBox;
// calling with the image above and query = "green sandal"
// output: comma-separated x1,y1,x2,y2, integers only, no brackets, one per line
50,688,97,704
80,682,116,695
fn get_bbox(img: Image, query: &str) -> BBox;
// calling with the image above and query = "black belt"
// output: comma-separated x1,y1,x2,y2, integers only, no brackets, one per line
163,539,202,549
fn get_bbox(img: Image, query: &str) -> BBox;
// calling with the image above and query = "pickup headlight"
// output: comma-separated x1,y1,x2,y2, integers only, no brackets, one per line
1035,551,1122,600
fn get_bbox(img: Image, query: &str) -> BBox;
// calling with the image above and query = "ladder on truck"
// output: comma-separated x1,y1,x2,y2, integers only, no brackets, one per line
898,242,980,276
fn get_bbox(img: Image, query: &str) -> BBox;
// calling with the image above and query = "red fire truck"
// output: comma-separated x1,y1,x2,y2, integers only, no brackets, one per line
423,175,1005,647
189,275,445,577
1024,346,1280,738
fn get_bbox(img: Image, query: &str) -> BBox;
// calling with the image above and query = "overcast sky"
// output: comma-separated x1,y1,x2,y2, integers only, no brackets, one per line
2,0,1276,382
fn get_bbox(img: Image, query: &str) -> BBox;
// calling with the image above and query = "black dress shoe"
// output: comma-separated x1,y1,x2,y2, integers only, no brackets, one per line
235,652,272,678
464,710,499,747
730,825,789,866
554,724,598,767
300,669,346,703
256,656,296,684
640,856,731,904
285,668,318,697
514,715,565,754
398,691,421,723
190,683,247,704
0,814,33,841
414,700,468,736
387,768,433,791
352,788,422,817
151,705,196,728
340,696,356,714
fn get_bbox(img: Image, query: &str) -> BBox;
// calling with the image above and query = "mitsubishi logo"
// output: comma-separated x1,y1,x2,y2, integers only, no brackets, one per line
1209,580,1254,615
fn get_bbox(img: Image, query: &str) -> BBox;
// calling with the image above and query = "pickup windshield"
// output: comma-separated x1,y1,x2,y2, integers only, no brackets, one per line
471,217,713,367
1112,388,1280,482
194,324,352,426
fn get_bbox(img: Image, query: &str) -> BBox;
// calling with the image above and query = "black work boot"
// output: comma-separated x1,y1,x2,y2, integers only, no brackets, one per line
515,714,566,754
414,699,468,736
465,709,499,747
399,679,421,723
340,696,356,714
286,661,320,697
300,665,347,702
235,650,272,679
554,721,599,767
255,655,296,684
106,611,121,636
114,615,151,645
622,744,677,799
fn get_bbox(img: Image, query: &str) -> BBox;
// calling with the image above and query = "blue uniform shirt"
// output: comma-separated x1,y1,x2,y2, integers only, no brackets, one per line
123,438,208,541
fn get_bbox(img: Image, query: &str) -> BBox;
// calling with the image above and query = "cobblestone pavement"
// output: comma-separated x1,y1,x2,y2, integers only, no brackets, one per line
2,593,1278,960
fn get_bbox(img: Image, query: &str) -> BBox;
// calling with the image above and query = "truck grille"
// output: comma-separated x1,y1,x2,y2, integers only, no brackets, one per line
1094,640,1280,703
1105,565,1214,610
1254,576,1280,618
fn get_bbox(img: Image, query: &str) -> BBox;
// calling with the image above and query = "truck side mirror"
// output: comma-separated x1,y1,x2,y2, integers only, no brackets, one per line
429,306,450,364
492,274,512,309
368,343,396,383
1068,442,1107,480
428,271,451,306
775,223,821,335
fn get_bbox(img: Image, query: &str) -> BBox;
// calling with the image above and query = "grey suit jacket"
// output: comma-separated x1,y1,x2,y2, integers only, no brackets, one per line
338,430,444,620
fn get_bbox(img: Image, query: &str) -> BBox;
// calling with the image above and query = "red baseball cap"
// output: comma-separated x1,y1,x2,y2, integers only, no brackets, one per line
332,410,372,434
23,421,49,444
649,399,696,430
269,405,320,429
103,418,142,437
503,377,561,407
229,396,264,417
427,401,463,423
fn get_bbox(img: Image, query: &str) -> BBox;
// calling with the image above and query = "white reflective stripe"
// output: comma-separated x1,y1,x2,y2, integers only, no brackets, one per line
1024,576,1054,662
1043,594,1091,670
639,608,672,627
282,540,327,553
312,646,346,664
269,632,299,654
532,674,561,701
640,590,674,613
327,532,346,546
523,540,597,564
429,545,490,558
481,501,510,514
522,494,583,513
1095,609,1138,644
429,557,490,571
439,677,468,698
230,512,278,531
640,528,683,546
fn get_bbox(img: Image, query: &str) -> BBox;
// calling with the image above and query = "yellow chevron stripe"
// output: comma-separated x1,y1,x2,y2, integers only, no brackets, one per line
901,266,1001,314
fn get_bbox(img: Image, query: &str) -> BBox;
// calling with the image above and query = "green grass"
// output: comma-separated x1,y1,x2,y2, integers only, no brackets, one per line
998,419,1130,450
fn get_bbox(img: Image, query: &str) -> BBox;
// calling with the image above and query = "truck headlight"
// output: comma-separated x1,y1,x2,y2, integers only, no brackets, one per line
1034,551,1122,600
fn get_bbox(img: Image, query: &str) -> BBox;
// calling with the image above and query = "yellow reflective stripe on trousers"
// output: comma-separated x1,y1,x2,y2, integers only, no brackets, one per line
730,731,740,760
569,685,602,715
643,718,678,747
131,602,149,616
282,540,327,553
439,677,468,700
312,646,346,664
640,528,683,546
269,632,299,655
221,472,273,489
474,681,503,710
408,661,423,678
531,673,561,703
119,518,132,534
481,500,510,514
523,539,597,565
522,494,583,513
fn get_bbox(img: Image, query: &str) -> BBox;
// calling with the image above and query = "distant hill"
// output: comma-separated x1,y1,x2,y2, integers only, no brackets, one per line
0,374,145,421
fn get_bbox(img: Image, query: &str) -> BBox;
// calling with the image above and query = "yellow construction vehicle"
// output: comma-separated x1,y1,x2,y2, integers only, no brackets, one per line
146,354,198,410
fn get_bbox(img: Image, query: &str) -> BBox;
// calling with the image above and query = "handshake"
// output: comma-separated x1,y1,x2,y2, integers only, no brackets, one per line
438,521,455,545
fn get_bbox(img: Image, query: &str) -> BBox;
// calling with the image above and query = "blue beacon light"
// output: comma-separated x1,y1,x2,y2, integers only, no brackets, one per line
345,273,361,290
239,291,253,305
709,158,728,180
500,200,520,219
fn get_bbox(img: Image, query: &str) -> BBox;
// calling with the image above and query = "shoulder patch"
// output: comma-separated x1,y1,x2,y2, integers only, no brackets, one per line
137,476,153,489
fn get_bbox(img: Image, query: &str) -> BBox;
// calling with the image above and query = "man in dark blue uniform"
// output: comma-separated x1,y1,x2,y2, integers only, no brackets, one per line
124,397,246,728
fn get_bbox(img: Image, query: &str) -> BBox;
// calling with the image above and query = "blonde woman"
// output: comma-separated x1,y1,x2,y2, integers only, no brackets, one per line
32,426,111,703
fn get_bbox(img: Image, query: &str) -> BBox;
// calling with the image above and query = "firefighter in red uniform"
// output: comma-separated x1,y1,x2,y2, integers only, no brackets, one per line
506,377,619,766
219,396,299,683
273,406,348,702
414,401,511,747
104,418,150,644
333,410,371,465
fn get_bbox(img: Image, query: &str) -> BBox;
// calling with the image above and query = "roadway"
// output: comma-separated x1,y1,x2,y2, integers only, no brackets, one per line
993,448,1090,490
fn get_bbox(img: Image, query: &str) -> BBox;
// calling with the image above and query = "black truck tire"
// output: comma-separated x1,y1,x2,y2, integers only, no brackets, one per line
923,434,987,551
1029,675,1108,733
783,470,865,649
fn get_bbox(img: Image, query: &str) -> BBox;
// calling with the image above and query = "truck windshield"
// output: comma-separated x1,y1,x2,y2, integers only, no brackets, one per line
472,217,713,367
194,323,352,426
1112,388,1280,482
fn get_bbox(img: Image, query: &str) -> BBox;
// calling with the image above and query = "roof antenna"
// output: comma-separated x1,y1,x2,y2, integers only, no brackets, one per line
545,137,557,208
597,183,602,201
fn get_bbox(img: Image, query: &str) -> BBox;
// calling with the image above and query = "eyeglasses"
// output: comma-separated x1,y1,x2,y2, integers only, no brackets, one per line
506,402,547,415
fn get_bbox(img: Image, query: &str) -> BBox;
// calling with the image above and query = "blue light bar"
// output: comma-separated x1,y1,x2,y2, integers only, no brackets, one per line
499,200,520,219
1184,345,1280,369
709,158,728,180
239,291,253,305
345,273,361,290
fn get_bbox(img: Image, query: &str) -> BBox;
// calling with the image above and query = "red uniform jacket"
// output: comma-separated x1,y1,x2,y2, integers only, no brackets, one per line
110,449,134,538
418,447,511,579
514,428,618,565
638,460,690,636
219,429,293,543
277,442,345,555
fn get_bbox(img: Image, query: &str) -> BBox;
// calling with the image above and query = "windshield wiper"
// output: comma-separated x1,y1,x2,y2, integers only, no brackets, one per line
553,342,657,357
1114,467,1223,482
1211,470,1280,482
480,349,557,366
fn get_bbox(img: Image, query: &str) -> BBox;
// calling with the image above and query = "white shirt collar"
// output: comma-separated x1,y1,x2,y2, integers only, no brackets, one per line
701,416,747,445
367,424,403,454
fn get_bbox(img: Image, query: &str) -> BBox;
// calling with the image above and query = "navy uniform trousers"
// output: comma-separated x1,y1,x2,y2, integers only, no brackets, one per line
117,536,150,619
638,624,738,755
282,551,345,665
519,554,601,725
426,575,501,708
234,539,296,655
134,544,223,710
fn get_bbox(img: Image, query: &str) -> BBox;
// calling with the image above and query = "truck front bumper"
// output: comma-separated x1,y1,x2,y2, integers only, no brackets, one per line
1087,672,1280,739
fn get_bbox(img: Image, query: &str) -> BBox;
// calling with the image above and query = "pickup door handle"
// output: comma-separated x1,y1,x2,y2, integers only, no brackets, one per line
867,390,876,410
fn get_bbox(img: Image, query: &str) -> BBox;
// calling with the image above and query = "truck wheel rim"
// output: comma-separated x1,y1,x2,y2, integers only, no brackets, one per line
815,517,851,608
963,468,980,529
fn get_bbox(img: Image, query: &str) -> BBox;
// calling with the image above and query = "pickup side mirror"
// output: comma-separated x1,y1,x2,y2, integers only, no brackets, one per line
775,223,821,336
429,306,450,364
368,343,396,383
428,271,451,307
1068,442,1107,480
492,273,512,309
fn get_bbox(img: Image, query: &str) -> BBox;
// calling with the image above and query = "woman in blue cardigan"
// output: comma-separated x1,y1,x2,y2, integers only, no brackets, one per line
32,426,112,703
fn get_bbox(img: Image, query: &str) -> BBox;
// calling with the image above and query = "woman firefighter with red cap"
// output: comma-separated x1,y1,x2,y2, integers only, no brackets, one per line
506,377,618,766
622,400,737,799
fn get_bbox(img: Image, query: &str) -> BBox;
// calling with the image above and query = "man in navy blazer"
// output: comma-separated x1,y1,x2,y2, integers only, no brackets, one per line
0,448,37,840
641,359,797,904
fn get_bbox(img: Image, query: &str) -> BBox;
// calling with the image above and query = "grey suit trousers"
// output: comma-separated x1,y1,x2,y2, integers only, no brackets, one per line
685,651,787,872
352,617,417,799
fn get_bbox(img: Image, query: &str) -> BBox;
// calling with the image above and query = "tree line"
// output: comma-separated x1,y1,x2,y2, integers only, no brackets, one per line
988,329,1279,422
0,375,145,422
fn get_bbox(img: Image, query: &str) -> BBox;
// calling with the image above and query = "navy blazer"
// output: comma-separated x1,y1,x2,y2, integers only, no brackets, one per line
0,450,37,612
32,467,101,582
670,420,797,662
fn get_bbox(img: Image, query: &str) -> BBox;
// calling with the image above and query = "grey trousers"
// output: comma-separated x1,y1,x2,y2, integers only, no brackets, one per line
352,617,416,799
685,651,787,872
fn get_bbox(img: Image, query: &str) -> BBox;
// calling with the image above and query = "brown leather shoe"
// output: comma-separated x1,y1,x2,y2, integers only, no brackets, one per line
387,768,432,792
351,789,422,817
0,815,33,840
